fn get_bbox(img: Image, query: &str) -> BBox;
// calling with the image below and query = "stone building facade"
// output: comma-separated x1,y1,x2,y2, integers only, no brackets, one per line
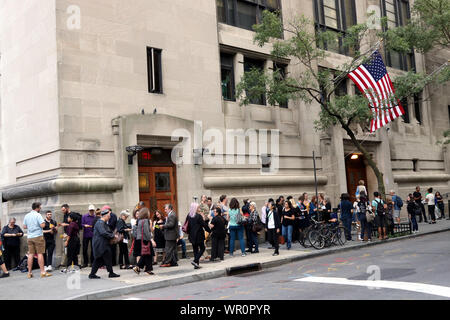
0,0,449,263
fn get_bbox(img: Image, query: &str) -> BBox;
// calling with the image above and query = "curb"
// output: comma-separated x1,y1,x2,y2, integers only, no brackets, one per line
69,226,450,300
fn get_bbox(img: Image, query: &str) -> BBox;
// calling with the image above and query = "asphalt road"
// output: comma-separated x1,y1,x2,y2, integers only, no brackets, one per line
112,231,450,300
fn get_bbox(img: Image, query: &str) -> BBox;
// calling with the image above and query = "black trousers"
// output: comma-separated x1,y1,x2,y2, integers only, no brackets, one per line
417,202,427,222
44,241,55,267
82,237,93,266
4,245,20,270
118,241,130,266
67,237,80,267
110,244,117,266
90,249,113,275
428,205,436,221
438,203,445,218
211,236,225,260
244,224,252,250
267,229,279,253
162,240,178,265
192,242,205,264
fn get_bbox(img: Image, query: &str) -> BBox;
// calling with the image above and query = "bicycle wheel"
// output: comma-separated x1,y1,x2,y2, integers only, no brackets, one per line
308,228,325,250
320,225,333,248
335,226,347,246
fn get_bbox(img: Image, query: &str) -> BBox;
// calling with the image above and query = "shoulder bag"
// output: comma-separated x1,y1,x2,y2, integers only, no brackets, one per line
141,221,152,256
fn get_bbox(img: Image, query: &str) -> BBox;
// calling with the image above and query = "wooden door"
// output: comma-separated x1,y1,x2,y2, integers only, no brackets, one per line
138,166,177,217
345,156,368,203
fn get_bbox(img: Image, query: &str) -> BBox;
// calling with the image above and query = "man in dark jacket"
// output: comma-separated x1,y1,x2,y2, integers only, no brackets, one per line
89,210,120,279
160,204,179,267
102,205,118,266
265,201,281,256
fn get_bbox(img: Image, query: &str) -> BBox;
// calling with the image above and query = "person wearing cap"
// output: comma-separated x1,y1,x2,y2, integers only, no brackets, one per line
89,209,120,279
81,205,96,268
117,210,133,269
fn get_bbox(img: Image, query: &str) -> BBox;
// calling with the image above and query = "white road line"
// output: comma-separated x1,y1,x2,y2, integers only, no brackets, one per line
123,297,143,300
295,277,450,298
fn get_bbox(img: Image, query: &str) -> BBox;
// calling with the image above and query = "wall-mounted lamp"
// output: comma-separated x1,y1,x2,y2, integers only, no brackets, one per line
350,154,359,160
126,145,144,165
193,148,210,165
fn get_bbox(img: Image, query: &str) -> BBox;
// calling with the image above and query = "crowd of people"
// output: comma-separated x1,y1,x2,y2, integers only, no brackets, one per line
0,182,447,280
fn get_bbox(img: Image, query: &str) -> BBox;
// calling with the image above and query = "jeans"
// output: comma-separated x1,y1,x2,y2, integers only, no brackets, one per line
341,216,352,240
229,225,245,254
410,213,418,231
360,218,372,240
44,241,55,267
177,238,186,256
82,237,93,266
282,225,293,249
437,203,445,218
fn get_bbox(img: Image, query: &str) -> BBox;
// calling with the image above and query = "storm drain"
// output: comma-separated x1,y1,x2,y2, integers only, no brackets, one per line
226,263,262,276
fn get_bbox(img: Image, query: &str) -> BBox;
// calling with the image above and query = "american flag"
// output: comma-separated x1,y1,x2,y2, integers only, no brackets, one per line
348,50,405,132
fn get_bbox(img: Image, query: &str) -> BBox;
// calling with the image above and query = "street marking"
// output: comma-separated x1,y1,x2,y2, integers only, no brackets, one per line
295,277,450,298
123,297,143,300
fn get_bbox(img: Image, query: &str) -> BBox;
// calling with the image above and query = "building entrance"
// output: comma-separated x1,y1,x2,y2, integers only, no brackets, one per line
345,154,368,202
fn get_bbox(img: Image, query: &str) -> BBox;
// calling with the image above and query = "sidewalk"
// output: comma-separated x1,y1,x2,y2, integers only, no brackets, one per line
1,219,449,300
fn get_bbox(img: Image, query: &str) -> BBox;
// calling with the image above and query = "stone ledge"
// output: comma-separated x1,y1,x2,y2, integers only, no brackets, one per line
203,175,328,188
393,174,450,183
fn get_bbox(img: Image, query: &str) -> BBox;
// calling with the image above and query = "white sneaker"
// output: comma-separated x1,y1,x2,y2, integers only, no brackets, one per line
358,235,362,241
47,266,53,272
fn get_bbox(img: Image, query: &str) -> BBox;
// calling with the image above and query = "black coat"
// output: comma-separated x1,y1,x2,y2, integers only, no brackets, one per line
107,212,118,232
116,219,131,240
92,219,114,259
187,214,211,245
264,209,281,230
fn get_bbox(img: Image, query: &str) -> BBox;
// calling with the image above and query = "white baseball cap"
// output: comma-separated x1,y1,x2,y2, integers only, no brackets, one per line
88,204,96,211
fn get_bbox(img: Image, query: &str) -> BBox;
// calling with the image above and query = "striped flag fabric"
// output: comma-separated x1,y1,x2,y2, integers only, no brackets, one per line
347,50,405,132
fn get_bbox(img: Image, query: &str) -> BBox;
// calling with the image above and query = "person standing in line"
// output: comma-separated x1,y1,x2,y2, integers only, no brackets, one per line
160,204,179,267
89,209,120,279
104,206,118,266
372,192,388,240
23,202,52,278
385,196,395,236
209,207,227,262
187,203,211,269
281,200,295,250
117,210,132,269
297,195,309,234
407,194,419,233
207,197,214,220
261,199,271,245
248,202,260,254
242,199,252,253
355,180,367,197
59,204,82,268
152,210,166,265
353,195,362,240
1,217,23,270
338,193,353,241
413,186,427,223
81,205,96,268
0,221,10,278
435,191,445,220
218,195,230,254
357,192,372,242
43,211,57,272
228,198,246,257
265,201,281,256
425,188,436,224
177,221,187,259
390,190,403,224
64,213,81,272
133,208,156,275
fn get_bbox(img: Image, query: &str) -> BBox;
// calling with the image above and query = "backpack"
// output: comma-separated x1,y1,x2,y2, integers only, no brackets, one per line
413,202,422,216
394,195,403,208
376,200,385,216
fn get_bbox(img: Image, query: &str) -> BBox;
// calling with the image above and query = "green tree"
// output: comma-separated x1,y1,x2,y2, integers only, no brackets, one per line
236,9,449,200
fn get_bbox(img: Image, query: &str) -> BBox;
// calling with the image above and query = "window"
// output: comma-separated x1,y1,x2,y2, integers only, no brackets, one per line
273,62,288,108
401,98,409,123
244,57,266,105
217,0,281,31
381,0,415,71
414,93,421,124
221,53,235,101
147,47,163,93
314,0,357,56
412,159,418,172
335,78,348,97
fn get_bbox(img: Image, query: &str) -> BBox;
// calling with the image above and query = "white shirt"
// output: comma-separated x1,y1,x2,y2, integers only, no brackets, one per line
426,193,435,206
267,210,275,229
261,206,267,224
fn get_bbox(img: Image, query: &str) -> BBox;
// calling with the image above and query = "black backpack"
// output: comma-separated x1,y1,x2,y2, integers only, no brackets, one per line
376,200,385,215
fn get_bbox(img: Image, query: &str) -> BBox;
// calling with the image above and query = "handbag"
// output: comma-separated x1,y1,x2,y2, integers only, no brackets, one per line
182,216,189,233
278,235,285,245
141,222,152,256
252,215,264,232
366,208,375,223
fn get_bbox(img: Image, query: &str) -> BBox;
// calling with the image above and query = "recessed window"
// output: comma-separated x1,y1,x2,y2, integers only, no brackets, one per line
412,159,418,172
413,93,421,125
401,98,410,123
273,62,288,108
147,47,163,94
244,57,266,105
381,0,415,71
220,53,235,101
314,0,357,56
217,0,282,32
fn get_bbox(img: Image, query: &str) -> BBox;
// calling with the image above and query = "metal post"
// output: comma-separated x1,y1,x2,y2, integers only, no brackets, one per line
313,151,319,219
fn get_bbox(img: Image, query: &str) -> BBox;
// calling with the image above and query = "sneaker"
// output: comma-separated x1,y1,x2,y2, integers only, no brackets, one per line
241,253,247,257
272,252,279,256
47,266,53,272
108,273,120,278
89,274,101,279
358,235,362,241
0,273,10,278
60,268,67,273
191,261,200,269
133,266,140,275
